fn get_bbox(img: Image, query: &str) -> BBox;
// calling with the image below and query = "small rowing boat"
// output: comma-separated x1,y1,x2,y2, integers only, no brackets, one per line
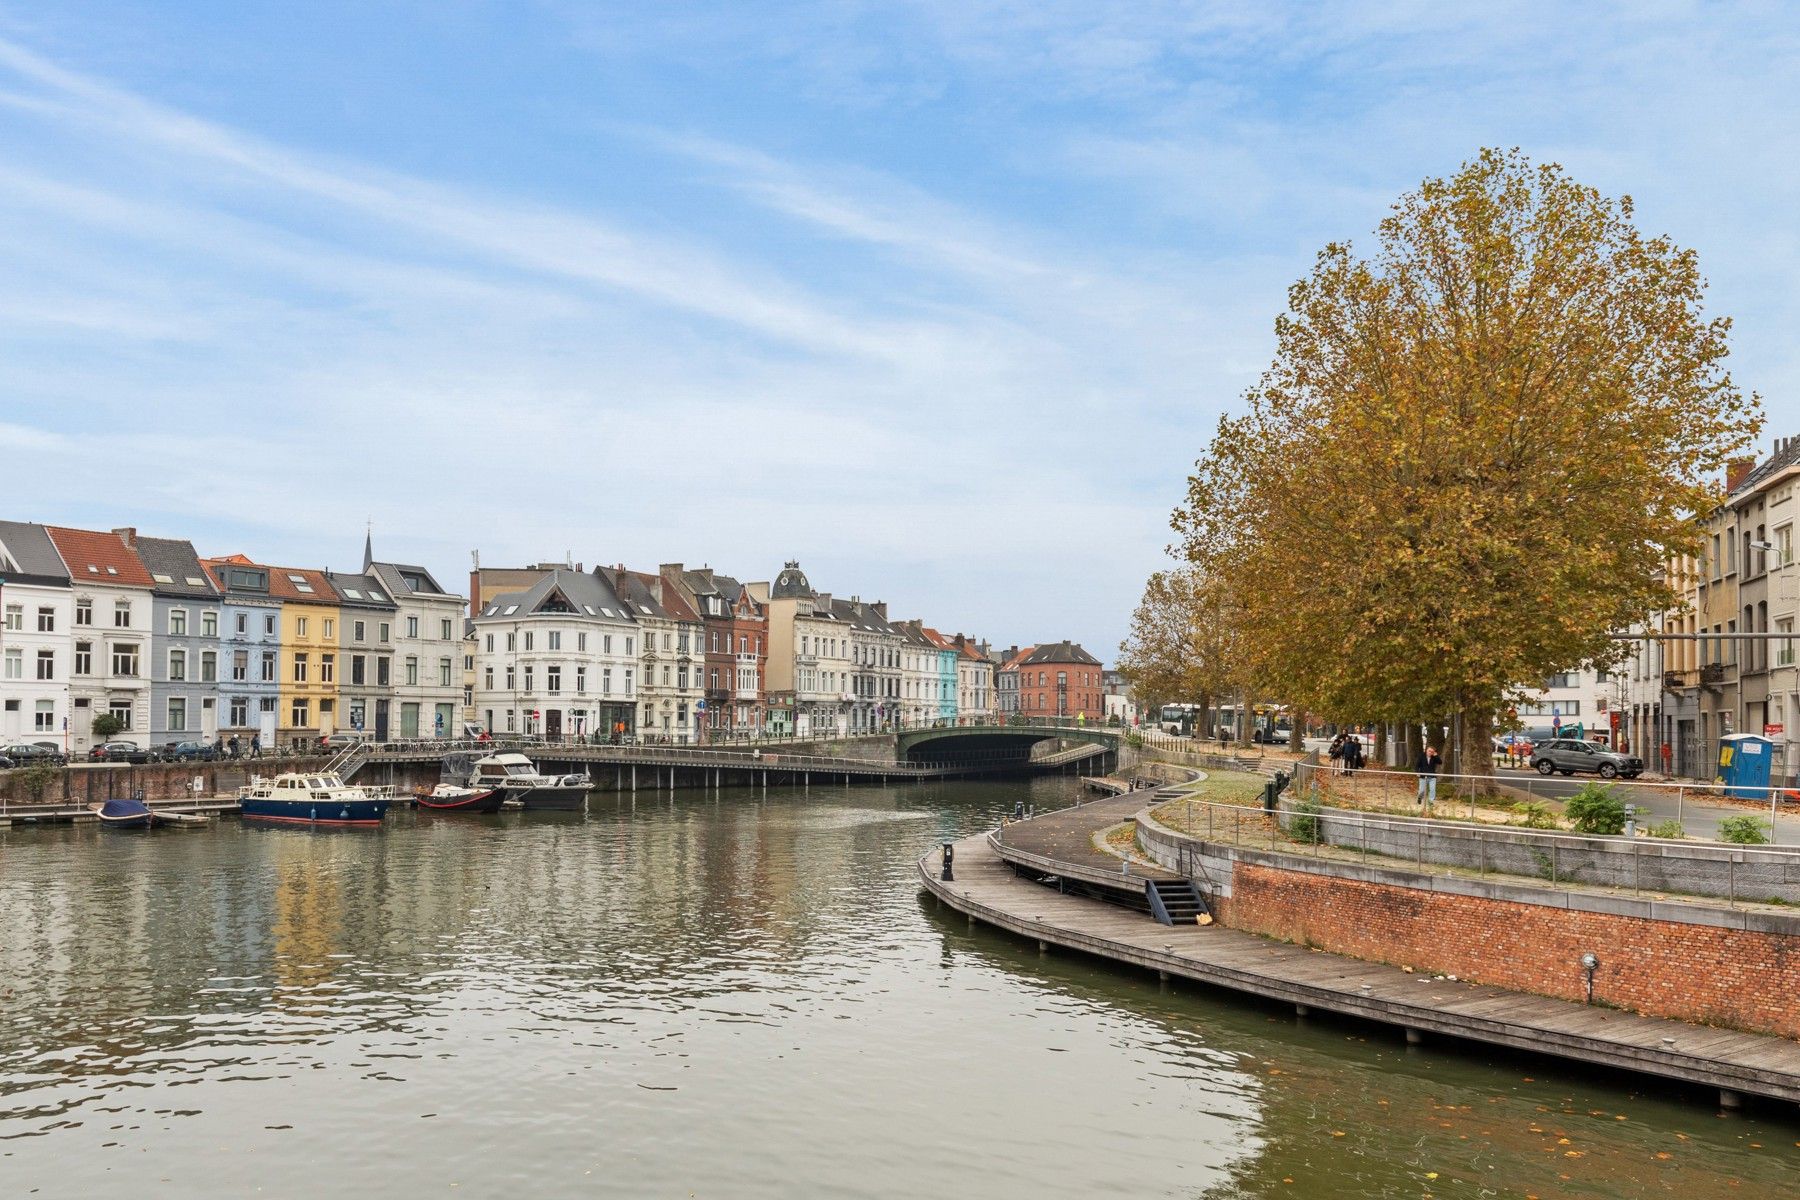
91,796,154,829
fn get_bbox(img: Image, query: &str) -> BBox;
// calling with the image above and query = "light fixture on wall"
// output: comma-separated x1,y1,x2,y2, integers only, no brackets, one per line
1580,951,1600,1003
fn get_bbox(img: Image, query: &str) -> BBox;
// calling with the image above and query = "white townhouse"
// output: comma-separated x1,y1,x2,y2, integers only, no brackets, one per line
600,566,705,744
471,569,641,741
368,543,467,741
896,621,938,728
834,597,903,733
45,525,155,753
757,563,857,738
0,521,73,748
954,635,994,723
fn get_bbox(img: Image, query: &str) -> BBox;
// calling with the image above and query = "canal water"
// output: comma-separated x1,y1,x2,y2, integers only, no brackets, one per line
1,777,1794,1197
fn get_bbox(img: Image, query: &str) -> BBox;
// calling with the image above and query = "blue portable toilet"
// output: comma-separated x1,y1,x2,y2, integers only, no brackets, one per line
1717,733,1775,800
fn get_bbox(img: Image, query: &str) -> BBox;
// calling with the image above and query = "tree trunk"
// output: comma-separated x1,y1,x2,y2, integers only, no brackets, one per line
1288,712,1305,754
1458,707,1496,795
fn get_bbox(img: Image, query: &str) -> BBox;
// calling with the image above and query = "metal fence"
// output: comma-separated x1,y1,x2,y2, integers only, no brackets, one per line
1150,796,1800,907
1294,764,1797,841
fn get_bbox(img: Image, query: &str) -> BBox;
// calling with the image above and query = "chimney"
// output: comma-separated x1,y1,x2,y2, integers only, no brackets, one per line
1726,455,1757,492
871,601,887,619
112,526,137,547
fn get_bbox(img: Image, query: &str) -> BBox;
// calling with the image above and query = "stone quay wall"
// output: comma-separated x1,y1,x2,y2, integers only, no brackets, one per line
1135,808,1800,1040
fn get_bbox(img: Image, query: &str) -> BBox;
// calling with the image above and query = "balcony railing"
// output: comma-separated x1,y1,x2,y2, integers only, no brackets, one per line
1701,662,1728,687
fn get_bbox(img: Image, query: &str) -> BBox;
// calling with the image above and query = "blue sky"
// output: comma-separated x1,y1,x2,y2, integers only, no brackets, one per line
0,3,1794,659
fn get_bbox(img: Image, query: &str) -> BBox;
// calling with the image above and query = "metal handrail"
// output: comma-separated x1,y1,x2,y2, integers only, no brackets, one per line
1158,795,1800,859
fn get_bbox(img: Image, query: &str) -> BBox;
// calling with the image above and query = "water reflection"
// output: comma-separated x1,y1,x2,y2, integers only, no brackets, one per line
0,777,1793,1197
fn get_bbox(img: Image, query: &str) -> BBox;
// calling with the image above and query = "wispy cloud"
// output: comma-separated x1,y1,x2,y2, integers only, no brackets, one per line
1,5,1795,657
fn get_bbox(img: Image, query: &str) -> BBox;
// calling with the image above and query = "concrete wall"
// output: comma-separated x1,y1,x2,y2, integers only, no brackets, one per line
1284,803,1800,905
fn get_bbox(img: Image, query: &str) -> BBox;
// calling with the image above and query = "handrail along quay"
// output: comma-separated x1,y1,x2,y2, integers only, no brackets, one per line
929,789,1800,1112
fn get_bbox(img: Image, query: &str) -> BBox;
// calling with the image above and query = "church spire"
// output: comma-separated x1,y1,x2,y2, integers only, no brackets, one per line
362,520,373,572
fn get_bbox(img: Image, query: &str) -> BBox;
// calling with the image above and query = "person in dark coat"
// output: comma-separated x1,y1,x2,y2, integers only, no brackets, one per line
1414,743,1441,806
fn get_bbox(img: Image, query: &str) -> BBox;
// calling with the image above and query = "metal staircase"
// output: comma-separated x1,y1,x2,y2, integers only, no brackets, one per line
323,740,371,781
1145,877,1211,926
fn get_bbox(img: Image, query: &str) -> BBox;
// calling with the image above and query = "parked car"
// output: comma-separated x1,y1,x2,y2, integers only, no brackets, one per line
318,733,367,750
88,741,153,764
1,742,67,766
0,754,13,770
161,740,218,762
1529,738,1642,779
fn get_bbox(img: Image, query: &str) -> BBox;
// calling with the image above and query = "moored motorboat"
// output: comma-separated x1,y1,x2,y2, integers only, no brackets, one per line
237,772,392,826
91,796,154,829
467,752,589,811
415,782,505,813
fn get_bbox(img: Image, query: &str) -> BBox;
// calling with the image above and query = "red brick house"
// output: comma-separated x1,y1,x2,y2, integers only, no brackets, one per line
1015,642,1104,719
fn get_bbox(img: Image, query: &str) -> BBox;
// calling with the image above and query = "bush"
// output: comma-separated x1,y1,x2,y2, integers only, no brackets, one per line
1510,801,1559,830
1564,783,1627,835
15,762,60,804
1645,819,1685,840
1718,816,1771,845
1286,797,1323,844
91,712,125,739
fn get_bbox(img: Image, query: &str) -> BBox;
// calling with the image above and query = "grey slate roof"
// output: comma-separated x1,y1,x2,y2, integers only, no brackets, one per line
135,536,219,598
1020,641,1102,667
0,521,70,585
326,571,397,610
478,568,633,623
371,560,454,598
1730,436,1800,499
770,560,812,599
831,597,894,635
604,569,673,621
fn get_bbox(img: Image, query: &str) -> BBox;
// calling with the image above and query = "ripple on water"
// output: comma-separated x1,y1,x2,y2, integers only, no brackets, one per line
2,781,1797,1197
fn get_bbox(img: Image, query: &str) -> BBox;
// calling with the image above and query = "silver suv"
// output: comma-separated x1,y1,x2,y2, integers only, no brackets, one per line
1530,739,1642,779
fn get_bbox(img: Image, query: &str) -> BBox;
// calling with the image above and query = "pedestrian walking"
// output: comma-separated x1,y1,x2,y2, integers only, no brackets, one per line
1415,743,1441,807
1327,733,1346,774
228,734,240,759
250,732,261,758
1343,734,1363,777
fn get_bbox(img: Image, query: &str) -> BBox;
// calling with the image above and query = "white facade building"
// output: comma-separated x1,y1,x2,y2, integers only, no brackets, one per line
603,566,705,744
471,569,641,741
46,525,154,753
0,521,72,748
369,547,466,741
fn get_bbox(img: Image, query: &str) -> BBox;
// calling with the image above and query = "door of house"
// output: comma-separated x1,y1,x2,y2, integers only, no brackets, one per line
401,703,419,739
546,709,563,741
375,700,389,741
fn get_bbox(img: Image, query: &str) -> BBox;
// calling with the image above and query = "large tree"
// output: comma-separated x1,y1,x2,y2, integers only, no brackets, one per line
1174,148,1761,778
1117,567,1249,738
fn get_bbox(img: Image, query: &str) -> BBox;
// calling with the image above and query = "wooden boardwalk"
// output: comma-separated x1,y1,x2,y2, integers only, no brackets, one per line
1,797,240,826
921,830,1800,1108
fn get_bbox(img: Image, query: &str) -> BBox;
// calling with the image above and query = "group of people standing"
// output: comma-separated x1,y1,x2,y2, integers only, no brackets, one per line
1326,730,1443,806
1326,732,1365,775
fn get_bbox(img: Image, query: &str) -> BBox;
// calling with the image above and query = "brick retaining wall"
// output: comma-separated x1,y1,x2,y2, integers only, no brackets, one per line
1228,863,1800,1039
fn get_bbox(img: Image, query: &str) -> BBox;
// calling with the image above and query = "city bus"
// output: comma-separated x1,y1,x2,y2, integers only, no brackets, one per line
1158,703,1202,736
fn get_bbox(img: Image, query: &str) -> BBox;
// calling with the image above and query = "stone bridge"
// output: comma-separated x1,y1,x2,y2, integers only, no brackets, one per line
896,720,1124,768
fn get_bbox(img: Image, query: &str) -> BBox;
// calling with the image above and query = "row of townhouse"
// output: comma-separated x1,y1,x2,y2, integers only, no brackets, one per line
1616,436,1800,783
466,558,1015,742
0,521,465,753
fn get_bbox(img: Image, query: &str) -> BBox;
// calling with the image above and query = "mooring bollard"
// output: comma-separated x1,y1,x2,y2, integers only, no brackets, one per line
941,841,955,881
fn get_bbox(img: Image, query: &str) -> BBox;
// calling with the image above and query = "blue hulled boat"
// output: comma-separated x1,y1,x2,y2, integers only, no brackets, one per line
91,796,155,829
237,772,392,827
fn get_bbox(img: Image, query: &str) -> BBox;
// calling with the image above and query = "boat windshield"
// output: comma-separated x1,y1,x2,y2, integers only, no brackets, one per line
506,762,536,777
308,777,329,790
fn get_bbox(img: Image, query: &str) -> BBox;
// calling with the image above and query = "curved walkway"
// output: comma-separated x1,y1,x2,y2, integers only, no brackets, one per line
921,798,1800,1109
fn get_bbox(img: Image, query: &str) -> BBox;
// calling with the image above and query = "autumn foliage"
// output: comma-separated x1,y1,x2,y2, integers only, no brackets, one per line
1157,149,1762,769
